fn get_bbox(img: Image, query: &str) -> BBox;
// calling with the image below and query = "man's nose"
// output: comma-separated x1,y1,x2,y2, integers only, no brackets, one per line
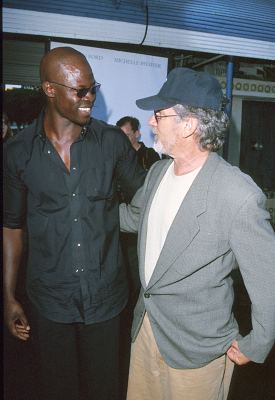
149,114,157,126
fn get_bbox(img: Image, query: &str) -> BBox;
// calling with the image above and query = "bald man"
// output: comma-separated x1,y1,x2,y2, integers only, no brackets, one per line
3,47,145,400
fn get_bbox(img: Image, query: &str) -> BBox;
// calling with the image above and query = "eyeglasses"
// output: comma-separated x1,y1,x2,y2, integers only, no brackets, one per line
154,110,178,122
49,81,101,98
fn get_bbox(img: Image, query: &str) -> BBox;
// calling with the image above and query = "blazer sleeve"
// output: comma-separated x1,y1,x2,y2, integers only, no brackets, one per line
229,190,275,363
119,185,145,233
119,160,162,233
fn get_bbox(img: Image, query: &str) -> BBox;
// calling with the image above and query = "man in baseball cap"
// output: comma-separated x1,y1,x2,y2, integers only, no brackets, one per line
119,67,275,400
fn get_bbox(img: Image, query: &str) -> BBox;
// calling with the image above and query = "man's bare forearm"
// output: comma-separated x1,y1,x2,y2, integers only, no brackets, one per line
3,227,24,301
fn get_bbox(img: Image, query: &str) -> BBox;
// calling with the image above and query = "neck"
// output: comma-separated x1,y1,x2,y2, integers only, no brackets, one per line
173,150,209,175
133,142,141,151
44,109,82,142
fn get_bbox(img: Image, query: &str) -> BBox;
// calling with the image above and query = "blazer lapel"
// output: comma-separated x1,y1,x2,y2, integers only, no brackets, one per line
145,152,221,289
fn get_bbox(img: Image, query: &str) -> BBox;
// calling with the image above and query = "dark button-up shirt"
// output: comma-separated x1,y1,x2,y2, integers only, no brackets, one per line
3,112,146,324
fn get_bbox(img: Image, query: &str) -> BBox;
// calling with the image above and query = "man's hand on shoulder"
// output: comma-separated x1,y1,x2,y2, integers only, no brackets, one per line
227,340,251,365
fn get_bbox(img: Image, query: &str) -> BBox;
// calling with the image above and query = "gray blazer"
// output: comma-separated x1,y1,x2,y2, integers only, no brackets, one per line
120,152,275,368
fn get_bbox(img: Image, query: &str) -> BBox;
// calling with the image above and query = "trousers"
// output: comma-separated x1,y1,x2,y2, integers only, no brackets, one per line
127,313,234,400
30,305,120,400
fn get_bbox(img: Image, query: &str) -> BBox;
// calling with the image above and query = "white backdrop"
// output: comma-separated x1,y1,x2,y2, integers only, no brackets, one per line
51,41,168,147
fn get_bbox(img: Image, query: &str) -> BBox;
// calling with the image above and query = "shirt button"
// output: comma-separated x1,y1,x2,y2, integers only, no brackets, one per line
74,218,78,222
72,167,77,170
72,193,76,197
81,268,84,272
47,150,51,154
75,269,79,273
144,293,151,298
77,243,81,247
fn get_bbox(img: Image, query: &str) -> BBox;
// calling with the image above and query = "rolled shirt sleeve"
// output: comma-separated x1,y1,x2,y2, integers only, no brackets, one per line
3,143,27,229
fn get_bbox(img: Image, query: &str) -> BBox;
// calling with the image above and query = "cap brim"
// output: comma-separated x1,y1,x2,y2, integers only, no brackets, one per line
136,95,177,111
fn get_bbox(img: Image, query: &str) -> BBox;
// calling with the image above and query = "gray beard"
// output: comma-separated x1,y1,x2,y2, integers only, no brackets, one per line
153,139,165,154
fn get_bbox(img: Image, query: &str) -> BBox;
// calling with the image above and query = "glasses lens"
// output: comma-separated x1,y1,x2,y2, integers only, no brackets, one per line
76,83,101,98
76,88,89,98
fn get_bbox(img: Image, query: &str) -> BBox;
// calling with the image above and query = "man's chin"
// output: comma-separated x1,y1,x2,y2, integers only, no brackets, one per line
78,116,91,126
153,140,165,155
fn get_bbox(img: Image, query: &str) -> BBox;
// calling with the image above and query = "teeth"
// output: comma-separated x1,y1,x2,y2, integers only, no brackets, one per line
79,107,90,112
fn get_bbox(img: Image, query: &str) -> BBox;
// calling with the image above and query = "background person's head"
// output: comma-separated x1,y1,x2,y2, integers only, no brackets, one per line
2,111,13,141
40,46,100,126
116,116,141,149
136,67,229,154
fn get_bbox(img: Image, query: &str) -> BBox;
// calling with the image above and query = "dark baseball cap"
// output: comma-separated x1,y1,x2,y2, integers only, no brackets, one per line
136,67,224,111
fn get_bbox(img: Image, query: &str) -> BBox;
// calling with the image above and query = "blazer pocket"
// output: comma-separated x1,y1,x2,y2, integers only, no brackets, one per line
176,309,236,345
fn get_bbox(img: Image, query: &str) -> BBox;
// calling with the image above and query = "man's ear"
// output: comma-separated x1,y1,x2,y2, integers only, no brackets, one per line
42,81,55,98
181,116,198,138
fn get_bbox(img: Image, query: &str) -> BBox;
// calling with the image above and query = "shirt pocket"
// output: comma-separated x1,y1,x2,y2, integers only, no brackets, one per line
85,160,114,201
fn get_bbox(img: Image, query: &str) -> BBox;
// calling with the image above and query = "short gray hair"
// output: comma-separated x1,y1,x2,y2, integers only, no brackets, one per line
173,104,230,152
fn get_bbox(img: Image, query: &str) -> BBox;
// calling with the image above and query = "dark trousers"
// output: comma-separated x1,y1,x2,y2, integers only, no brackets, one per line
30,306,120,400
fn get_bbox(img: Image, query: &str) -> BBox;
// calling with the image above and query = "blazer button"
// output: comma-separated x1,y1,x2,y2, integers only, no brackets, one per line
144,293,151,298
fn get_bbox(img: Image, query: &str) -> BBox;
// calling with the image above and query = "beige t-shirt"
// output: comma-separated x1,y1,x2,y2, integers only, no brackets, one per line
145,162,201,285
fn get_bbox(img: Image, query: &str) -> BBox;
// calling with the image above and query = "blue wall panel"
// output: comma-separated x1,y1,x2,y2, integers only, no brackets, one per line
3,0,275,42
